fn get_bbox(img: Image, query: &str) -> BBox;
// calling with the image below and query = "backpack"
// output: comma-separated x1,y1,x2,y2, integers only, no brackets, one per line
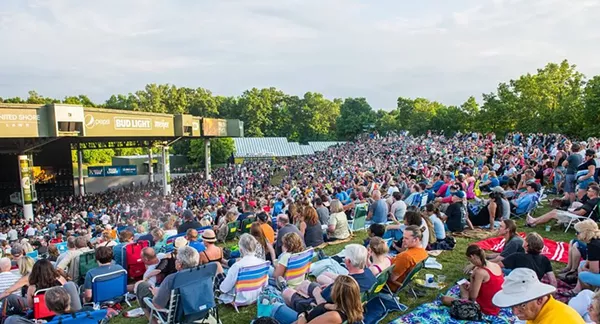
78,251,98,285
48,309,108,324
449,300,484,322
125,241,149,280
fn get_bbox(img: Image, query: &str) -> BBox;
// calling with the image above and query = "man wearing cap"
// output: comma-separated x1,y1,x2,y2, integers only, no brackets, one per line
257,212,275,244
492,268,583,323
511,182,539,215
177,209,201,234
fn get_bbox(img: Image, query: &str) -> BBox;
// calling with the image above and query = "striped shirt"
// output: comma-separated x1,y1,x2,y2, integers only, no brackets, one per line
0,271,22,296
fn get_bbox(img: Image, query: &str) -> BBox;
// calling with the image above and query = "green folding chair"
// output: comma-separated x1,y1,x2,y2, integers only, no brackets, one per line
394,260,425,298
240,218,253,234
225,221,239,241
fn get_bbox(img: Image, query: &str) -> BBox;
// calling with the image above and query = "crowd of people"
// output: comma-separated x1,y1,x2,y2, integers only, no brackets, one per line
0,131,599,323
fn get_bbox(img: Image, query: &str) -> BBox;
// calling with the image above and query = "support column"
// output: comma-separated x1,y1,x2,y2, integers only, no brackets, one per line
18,155,34,222
148,146,154,183
77,146,85,196
204,138,211,180
162,146,171,196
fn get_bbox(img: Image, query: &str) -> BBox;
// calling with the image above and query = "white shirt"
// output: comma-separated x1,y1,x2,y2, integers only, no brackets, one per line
387,186,399,196
390,200,407,221
26,227,36,237
100,214,111,225
7,230,17,241
0,271,22,296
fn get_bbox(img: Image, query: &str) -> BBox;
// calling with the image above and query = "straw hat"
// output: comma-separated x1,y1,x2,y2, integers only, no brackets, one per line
174,237,188,248
201,229,217,243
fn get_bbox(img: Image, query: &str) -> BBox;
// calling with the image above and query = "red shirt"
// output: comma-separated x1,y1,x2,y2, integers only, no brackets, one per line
476,266,504,315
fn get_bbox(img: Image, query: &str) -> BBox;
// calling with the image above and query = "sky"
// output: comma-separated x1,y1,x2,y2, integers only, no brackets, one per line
1,0,600,110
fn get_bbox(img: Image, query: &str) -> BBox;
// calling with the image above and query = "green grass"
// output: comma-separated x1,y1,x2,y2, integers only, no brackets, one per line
110,201,573,324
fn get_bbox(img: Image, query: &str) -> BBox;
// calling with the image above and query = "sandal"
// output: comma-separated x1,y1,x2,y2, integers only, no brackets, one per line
559,289,578,297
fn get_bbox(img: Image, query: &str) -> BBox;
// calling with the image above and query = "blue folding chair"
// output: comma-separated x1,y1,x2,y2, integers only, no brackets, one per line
26,250,39,260
164,233,186,253
91,269,130,308
145,263,220,323
55,242,68,254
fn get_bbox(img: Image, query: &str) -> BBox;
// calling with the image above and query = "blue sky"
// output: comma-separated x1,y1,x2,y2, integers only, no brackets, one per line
1,0,599,110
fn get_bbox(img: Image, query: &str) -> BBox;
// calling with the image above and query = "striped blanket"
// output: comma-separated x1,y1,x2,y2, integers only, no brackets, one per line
475,232,569,263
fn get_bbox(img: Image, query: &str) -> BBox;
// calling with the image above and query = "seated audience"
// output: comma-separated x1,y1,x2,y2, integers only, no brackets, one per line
492,268,583,323
137,246,199,320
219,234,266,306
273,232,306,289
487,219,524,263
561,220,600,297
442,245,504,315
499,232,556,286
26,259,67,308
527,184,599,226
257,212,275,244
326,200,350,242
469,188,505,227
367,237,392,276
250,223,276,263
113,230,134,267
185,229,206,253
568,289,600,323
275,214,304,256
297,205,324,248
83,246,125,303
387,225,428,292
272,275,364,324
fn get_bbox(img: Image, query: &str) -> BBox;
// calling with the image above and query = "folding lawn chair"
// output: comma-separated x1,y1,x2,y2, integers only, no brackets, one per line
348,203,368,232
216,261,269,313
145,262,220,324
33,288,56,320
225,221,240,241
284,248,314,282
363,265,403,309
90,269,130,308
562,200,600,233
394,260,425,299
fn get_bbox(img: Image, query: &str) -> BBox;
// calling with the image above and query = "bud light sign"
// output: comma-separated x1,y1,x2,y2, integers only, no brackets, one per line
104,166,121,176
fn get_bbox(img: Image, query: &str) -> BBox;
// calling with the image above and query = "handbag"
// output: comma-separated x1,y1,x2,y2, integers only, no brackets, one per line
449,300,484,321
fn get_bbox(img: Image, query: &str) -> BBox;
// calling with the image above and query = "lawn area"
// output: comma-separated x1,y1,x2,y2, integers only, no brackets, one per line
110,201,574,324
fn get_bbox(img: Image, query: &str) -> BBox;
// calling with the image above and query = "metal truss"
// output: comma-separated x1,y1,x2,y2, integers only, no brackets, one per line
71,140,164,150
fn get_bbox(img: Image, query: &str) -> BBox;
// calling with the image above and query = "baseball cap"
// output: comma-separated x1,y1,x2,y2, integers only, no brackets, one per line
451,190,465,199
492,268,556,308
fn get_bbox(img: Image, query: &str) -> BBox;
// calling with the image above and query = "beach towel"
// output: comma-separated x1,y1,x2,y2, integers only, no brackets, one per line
475,232,569,263
390,285,516,324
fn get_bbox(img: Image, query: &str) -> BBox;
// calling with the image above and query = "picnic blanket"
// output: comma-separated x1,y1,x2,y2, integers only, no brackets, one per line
475,232,569,263
452,228,497,240
391,285,516,324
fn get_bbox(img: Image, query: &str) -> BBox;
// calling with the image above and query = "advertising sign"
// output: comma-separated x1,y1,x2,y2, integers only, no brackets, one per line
104,166,121,176
18,155,32,204
87,166,105,177
202,118,228,137
0,108,41,137
121,165,138,176
83,110,174,137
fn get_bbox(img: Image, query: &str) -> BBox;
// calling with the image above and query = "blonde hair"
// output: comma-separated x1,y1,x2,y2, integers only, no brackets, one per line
18,256,35,276
20,239,33,253
331,275,364,323
575,220,600,243
329,199,344,213
368,237,389,256
151,228,165,240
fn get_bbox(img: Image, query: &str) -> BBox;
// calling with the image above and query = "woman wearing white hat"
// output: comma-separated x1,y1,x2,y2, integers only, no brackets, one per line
492,268,583,323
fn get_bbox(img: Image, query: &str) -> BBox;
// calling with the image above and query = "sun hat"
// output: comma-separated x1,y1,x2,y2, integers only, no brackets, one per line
174,237,188,248
492,268,556,308
201,229,217,243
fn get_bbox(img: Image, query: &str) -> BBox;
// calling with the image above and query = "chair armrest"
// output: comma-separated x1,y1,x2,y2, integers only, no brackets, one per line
143,297,168,313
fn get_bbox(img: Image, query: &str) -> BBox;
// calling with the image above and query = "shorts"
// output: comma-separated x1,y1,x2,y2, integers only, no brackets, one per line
564,174,576,193
578,178,594,190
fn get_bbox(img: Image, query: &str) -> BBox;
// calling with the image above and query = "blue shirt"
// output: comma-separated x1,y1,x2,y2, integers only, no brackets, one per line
489,177,500,188
188,240,206,253
369,199,389,224
321,268,376,302
431,180,445,192
336,191,352,205
429,214,446,240
515,193,536,214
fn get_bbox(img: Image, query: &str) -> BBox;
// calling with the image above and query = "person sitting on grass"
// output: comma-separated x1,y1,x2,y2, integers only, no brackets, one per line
492,268,583,323
442,245,504,316
498,232,557,287
560,220,600,297
485,219,524,263
364,223,386,246
527,184,599,227
271,275,364,324
280,244,375,313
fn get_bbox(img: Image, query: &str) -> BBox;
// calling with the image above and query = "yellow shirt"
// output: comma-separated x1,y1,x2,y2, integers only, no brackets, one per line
527,296,584,324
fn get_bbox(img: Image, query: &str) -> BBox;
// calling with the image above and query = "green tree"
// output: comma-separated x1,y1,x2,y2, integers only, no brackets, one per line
336,98,376,140
188,138,235,165
582,76,600,137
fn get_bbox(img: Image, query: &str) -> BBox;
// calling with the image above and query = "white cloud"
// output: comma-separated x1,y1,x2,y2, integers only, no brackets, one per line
0,0,599,109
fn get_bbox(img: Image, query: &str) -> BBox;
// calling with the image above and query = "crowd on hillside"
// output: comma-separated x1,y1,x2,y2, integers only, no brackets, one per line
0,131,600,323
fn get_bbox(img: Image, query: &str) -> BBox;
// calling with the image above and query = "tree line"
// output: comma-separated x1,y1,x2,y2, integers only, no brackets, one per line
2,59,599,165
